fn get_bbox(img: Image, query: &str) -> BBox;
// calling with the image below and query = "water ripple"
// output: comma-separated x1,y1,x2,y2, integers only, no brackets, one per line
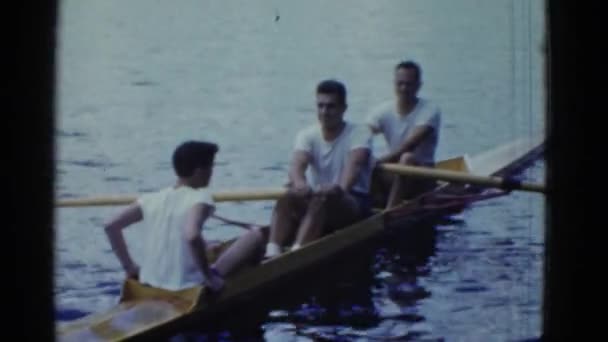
492,238,515,246
62,159,119,169
56,308,89,321
63,261,86,270
104,176,131,182
131,80,157,87
57,129,87,138
453,285,490,293
261,165,285,172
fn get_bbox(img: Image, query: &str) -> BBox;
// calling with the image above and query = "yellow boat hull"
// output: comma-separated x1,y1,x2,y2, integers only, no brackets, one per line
57,136,545,341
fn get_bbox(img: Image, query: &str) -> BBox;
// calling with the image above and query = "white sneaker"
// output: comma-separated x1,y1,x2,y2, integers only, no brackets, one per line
264,242,281,258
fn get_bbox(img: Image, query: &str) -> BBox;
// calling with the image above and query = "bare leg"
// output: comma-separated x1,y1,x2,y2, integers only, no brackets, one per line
292,195,328,247
293,192,360,247
268,196,296,247
265,193,306,257
371,167,395,208
386,152,419,208
212,227,266,277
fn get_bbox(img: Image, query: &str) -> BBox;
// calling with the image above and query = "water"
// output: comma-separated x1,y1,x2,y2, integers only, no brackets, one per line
54,0,546,340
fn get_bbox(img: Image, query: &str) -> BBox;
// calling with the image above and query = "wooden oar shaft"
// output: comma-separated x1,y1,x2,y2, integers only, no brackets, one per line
56,196,134,207
213,189,287,202
379,163,546,193
56,188,288,207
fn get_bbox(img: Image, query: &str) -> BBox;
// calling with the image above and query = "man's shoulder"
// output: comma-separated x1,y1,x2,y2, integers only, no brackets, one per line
368,99,394,117
346,121,370,133
345,121,373,144
295,124,320,139
419,97,441,114
192,187,215,206
175,187,216,209
137,187,172,209
141,187,171,199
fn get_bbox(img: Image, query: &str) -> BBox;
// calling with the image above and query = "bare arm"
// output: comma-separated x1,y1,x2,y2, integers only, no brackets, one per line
104,203,143,276
340,148,371,192
377,125,434,164
288,151,311,188
183,203,215,278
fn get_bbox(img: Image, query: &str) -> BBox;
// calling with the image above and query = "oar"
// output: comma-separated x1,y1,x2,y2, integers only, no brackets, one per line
378,163,546,194
211,214,265,230
56,188,288,207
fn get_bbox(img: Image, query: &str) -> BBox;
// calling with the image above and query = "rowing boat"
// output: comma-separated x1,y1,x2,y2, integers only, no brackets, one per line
56,136,545,341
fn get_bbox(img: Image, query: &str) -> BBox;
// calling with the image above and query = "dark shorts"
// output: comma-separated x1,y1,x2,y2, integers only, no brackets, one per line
349,190,373,219
323,190,372,234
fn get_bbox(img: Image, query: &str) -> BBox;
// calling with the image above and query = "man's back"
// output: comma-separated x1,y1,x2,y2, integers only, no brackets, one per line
136,186,215,290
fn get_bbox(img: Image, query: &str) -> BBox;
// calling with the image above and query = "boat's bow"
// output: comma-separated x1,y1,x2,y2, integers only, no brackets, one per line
57,280,204,341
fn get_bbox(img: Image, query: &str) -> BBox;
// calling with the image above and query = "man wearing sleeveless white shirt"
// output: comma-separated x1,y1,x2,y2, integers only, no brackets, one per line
103,141,265,292
264,80,374,258
366,61,441,208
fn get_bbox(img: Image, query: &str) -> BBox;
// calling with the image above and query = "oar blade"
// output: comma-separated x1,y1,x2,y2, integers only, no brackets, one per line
435,155,472,172
379,160,545,194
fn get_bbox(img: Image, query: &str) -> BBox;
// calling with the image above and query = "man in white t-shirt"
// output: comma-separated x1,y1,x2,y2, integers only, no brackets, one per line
264,80,374,258
103,141,265,292
366,60,441,208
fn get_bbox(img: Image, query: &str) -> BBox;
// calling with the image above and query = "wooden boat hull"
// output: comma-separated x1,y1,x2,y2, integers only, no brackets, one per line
57,136,545,341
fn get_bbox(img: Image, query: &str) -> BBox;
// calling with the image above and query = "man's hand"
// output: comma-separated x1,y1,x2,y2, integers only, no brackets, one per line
318,184,343,198
125,264,140,280
204,271,225,292
289,182,312,198
376,154,397,166
373,158,383,170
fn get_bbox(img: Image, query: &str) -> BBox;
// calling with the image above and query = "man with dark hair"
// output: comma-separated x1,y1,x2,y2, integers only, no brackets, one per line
264,79,374,258
103,140,265,292
366,60,442,208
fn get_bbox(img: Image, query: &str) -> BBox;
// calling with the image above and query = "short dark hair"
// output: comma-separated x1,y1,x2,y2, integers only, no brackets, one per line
172,140,219,177
316,79,347,105
395,60,422,81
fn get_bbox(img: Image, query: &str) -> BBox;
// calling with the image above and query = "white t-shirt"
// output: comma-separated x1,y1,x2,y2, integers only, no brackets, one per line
293,121,373,194
136,186,215,291
366,98,441,165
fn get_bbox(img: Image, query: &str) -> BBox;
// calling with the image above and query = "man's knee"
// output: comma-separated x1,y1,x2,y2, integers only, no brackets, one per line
324,195,360,230
308,195,328,214
284,189,314,205
247,227,267,245
275,193,297,212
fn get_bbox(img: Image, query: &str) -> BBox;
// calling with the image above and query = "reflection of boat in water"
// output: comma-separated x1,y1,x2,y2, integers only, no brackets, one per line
57,136,544,341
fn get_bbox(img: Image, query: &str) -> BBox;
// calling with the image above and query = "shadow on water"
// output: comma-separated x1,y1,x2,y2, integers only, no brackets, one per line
169,220,441,341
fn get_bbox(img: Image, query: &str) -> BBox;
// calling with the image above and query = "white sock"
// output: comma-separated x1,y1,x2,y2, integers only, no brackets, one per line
265,242,281,257
290,243,301,251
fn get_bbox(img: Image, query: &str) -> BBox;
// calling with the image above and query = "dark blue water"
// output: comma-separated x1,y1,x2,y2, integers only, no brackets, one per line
55,0,546,340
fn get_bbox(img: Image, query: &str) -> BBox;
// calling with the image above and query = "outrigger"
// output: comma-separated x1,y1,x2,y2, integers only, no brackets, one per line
56,136,545,341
